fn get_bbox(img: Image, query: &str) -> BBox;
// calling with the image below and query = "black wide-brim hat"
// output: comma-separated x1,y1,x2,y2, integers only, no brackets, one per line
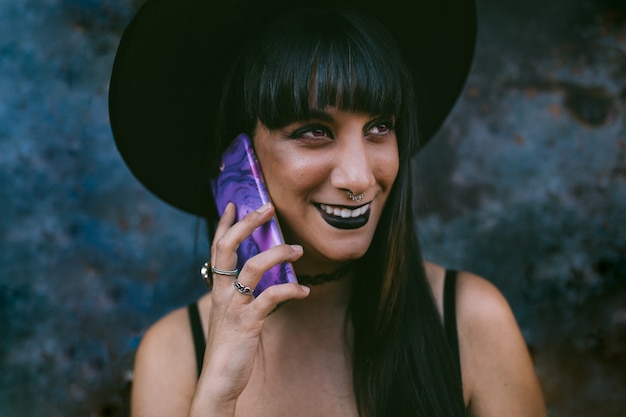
109,0,477,217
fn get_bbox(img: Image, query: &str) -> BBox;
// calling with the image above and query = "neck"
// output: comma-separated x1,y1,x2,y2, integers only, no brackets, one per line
275,271,353,316
267,275,354,347
265,260,356,331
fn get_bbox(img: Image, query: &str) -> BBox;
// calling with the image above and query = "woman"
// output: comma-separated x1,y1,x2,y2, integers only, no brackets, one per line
109,0,547,416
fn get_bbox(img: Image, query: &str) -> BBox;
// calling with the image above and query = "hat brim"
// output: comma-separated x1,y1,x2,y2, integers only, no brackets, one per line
109,0,477,216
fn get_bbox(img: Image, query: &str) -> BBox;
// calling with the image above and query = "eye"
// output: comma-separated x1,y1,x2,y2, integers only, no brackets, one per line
287,124,334,141
304,127,329,139
367,118,395,136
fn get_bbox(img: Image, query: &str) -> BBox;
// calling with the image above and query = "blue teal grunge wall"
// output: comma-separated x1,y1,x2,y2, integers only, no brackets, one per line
0,0,624,416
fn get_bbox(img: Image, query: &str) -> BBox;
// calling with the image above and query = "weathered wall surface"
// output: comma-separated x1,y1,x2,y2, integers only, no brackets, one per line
0,0,624,416
416,1,626,415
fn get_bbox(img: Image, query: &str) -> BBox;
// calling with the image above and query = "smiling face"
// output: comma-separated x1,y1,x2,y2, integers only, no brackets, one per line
213,8,416,274
253,108,399,274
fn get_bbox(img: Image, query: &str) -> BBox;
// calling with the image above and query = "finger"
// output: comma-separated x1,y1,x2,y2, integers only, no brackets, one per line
231,244,303,301
212,202,237,248
217,202,275,252
212,202,276,273
247,282,310,318
211,202,237,265
207,204,238,294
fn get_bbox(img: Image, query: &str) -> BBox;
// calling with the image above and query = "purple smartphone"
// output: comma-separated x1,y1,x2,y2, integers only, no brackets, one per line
210,133,298,296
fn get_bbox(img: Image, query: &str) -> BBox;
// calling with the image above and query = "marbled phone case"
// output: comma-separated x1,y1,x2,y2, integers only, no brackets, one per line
211,133,298,296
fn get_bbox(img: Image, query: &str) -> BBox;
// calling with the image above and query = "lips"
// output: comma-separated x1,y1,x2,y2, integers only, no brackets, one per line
317,203,371,230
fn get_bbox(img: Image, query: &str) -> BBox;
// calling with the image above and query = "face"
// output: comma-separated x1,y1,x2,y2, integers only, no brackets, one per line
253,108,399,274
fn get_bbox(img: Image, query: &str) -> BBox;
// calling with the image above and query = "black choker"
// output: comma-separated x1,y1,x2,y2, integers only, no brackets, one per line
297,262,355,286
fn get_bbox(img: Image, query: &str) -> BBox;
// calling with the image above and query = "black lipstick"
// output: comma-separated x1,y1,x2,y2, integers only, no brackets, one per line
317,205,370,230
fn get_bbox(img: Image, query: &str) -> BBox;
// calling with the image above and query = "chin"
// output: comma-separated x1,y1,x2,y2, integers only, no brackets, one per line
283,215,379,264
319,239,373,263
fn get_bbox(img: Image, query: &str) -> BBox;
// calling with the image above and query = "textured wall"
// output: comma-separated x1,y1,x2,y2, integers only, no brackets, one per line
0,0,624,416
417,1,626,415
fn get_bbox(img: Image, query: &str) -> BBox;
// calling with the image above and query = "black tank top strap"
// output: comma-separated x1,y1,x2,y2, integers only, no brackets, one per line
187,302,206,378
443,269,462,380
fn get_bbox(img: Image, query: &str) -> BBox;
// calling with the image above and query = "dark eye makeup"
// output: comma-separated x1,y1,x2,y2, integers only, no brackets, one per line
286,124,334,140
366,118,395,136
284,115,396,141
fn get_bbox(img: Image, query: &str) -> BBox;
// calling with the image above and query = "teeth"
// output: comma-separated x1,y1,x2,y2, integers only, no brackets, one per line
320,203,369,218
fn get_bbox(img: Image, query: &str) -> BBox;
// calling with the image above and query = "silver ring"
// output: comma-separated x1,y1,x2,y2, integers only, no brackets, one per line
347,190,365,203
201,262,238,288
211,263,239,276
234,279,255,296
200,262,213,288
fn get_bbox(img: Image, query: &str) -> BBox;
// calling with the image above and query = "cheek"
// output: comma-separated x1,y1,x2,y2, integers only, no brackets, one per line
374,148,400,187
261,151,327,199
273,165,328,198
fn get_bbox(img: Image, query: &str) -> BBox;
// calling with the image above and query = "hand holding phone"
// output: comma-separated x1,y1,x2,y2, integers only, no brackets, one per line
210,133,298,296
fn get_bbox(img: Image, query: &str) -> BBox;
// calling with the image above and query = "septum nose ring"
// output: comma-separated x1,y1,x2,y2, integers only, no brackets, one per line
347,190,365,203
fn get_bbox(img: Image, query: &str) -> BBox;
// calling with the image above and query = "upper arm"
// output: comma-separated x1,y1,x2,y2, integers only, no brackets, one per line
131,307,199,417
456,272,547,417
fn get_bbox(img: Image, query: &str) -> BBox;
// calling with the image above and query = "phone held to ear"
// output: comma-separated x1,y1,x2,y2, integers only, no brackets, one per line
211,133,298,297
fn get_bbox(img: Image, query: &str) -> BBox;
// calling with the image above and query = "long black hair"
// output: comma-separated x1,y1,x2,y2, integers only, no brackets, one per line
212,6,466,416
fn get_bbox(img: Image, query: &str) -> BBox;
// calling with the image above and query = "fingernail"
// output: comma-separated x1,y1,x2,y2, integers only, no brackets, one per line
256,202,271,213
290,245,303,253
300,285,310,294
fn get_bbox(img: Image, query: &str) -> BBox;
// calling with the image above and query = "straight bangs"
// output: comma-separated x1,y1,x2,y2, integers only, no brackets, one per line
242,9,414,135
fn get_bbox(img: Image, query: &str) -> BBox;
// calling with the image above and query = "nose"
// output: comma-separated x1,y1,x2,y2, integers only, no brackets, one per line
330,135,376,197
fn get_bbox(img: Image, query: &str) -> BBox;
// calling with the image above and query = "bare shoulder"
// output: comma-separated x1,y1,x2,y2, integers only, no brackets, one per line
455,269,514,327
423,262,545,416
453,270,547,417
422,261,510,321
422,262,527,343
131,294,211,417
422,263,522,342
